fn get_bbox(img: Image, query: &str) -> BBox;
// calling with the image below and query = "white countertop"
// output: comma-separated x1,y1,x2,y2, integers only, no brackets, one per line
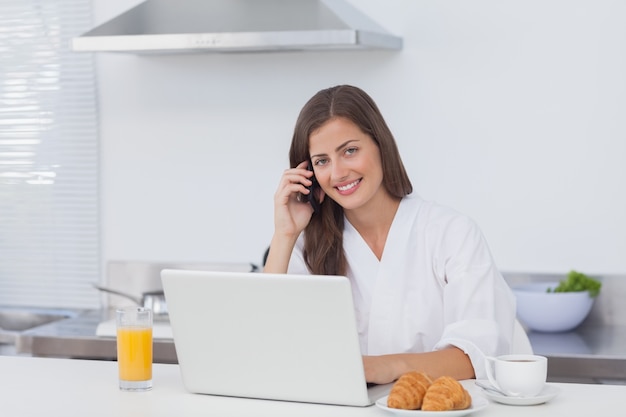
1,355,624,417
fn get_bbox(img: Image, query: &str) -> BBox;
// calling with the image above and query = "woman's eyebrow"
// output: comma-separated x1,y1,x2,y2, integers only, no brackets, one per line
334,139,359,152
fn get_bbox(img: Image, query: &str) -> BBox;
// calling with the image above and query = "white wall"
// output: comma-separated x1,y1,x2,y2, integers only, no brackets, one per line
96,0,626,275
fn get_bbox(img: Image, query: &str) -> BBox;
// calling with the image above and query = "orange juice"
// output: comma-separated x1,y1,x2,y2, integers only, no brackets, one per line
117,327,153,381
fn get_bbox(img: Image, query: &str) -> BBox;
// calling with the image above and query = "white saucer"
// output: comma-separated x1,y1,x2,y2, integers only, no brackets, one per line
475,381,560,406
375,394,488,416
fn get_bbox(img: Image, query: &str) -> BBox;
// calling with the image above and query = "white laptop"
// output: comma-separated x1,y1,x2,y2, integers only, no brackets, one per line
160,269,391,406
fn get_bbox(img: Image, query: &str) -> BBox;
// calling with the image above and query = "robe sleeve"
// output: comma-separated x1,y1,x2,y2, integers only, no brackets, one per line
286,233,310,275
430,214,516,379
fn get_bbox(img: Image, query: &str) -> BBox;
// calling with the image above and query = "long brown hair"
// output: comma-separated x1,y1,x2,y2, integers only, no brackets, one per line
289,85,413,275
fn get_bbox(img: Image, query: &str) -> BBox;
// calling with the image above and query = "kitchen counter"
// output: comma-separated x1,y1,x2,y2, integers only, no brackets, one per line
528,325,626,383
15,309,177,364
10,309,626,382
1,355,624,416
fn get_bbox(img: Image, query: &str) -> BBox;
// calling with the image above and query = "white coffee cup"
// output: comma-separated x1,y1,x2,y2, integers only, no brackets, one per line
484,354,547,397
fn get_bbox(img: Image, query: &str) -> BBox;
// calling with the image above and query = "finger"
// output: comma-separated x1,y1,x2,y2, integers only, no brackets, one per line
275,183,309,204
277,174,313,199
280,171,312,186
285,165,314,178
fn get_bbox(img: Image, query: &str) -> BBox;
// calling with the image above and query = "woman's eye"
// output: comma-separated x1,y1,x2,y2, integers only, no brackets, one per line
314,158,328,166
345,147,358,156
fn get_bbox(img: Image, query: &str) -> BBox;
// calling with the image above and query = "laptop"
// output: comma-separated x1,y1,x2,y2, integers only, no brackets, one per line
160,269,392,406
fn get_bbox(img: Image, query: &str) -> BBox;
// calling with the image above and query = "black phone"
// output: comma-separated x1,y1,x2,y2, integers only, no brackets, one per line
305,160,321,213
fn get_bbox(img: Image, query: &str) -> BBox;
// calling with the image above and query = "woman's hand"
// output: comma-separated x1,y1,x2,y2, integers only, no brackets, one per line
362,355,404,385
273,160,320,238
264,160,326,274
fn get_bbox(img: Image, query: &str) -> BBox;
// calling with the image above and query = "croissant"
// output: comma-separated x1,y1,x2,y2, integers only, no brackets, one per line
387,372,433,410
421,376,472,411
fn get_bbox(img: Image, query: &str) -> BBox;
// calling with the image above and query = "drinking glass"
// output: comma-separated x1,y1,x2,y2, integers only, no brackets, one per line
116,307,153,391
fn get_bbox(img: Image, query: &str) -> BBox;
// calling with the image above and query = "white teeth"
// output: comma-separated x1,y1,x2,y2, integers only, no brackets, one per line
337,180,360,191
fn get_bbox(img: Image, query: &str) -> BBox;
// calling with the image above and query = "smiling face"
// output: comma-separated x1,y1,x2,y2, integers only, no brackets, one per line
309,116,389,213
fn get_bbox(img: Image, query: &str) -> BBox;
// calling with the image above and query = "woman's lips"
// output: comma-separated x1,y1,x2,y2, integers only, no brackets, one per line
335,179,361,195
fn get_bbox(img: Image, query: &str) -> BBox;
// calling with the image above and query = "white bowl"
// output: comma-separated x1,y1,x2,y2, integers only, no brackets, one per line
512,282,594,332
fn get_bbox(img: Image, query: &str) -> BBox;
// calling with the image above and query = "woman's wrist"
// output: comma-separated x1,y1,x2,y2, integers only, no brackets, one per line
263,233,300,273
390,354,411,379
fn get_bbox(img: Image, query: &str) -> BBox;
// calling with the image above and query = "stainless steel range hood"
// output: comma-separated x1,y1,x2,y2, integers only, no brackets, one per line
71,0,402,54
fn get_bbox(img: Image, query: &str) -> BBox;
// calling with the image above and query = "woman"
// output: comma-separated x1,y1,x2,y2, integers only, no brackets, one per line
264,85,515,384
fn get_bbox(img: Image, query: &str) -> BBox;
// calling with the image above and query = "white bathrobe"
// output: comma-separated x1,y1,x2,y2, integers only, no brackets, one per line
287,193,516,379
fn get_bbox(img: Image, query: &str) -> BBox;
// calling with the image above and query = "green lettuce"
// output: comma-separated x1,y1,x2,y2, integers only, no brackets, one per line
547,270,601,297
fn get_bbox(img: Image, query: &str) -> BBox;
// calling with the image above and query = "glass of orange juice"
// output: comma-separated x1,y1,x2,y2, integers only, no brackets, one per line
116,306,153,391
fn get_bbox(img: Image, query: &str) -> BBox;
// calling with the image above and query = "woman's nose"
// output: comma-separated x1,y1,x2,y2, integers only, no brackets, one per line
331,160,349,181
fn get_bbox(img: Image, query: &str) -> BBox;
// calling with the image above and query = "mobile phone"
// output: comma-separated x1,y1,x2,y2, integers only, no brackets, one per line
305,160,321,213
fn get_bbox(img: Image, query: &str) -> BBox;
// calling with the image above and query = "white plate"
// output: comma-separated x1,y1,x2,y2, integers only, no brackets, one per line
375,394,488,416
475,381,560,406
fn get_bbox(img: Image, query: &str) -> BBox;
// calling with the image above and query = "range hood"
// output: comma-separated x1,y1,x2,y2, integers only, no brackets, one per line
71,0,402,54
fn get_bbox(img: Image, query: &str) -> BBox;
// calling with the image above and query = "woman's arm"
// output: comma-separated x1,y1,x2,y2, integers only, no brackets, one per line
362,347,475,384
